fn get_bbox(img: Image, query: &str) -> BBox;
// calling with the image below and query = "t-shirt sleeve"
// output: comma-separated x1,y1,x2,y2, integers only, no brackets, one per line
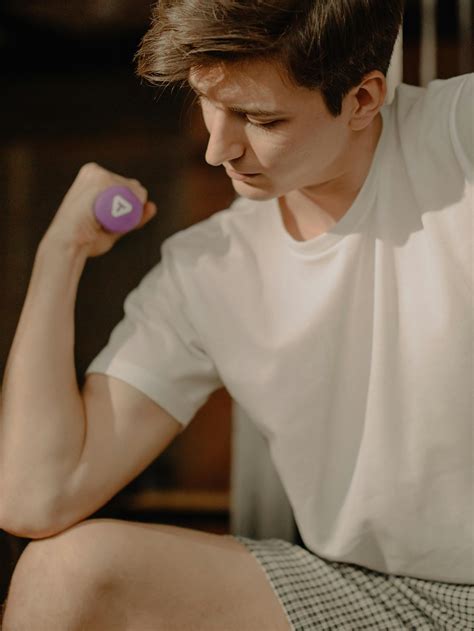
84,237,223,426
399,73,473,195
451,73,473,181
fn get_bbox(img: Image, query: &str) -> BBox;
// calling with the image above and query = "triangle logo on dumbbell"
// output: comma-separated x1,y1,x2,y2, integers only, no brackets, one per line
111,195,133,217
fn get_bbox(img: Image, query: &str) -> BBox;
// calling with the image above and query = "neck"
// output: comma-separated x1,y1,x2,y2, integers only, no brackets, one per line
281,113,383,239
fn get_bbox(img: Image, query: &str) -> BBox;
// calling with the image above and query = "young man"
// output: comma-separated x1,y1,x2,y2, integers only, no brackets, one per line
1,0,472,629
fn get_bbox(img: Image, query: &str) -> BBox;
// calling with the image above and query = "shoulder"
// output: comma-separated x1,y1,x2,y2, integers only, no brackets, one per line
161,196,275,269
390,74,473,180
128,196,276,307
394,73,471,117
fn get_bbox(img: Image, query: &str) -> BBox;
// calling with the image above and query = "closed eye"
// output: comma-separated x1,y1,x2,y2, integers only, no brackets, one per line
196,95,284,131
246,117,283,130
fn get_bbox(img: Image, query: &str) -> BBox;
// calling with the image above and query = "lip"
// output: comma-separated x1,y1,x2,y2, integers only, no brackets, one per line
225,167,260,181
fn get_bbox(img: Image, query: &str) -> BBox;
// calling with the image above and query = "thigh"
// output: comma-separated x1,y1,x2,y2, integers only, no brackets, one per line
37,518,292,631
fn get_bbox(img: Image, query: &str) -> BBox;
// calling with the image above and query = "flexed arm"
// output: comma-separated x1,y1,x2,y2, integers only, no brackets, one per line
0,164,181,539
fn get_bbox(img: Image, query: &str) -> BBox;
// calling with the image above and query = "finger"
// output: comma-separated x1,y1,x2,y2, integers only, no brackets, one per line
134,201,157,230
113,175,148,205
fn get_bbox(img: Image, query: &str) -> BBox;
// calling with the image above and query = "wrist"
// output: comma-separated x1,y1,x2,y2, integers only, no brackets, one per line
38,229,91,264
34,234,90,287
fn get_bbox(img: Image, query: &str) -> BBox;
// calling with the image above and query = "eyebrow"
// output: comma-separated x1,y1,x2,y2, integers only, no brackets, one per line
189,84,288,119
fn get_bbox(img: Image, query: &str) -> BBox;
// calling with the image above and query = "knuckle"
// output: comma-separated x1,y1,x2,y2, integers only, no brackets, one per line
79,162,100,175
128,179,148,201
77,165,147,199
129,178,146,192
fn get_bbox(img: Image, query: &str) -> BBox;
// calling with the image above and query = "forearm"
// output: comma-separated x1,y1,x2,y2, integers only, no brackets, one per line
0,234,89,531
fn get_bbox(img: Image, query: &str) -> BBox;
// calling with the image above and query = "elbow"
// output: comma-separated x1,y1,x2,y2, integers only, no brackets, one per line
0,512,69,541
0,489,70,540
0,518,67,540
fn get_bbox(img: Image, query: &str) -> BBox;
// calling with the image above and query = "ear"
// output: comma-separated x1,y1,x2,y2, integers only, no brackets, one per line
347,71,387,131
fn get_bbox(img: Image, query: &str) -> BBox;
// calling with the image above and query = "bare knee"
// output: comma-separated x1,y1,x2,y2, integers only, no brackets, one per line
3,520,122,631
8,519,119,592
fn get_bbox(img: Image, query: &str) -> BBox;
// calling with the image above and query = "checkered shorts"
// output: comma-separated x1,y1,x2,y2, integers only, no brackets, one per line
234,536,474,630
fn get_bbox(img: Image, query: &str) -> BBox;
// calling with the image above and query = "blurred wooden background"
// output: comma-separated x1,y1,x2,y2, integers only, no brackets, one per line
0,0,472,606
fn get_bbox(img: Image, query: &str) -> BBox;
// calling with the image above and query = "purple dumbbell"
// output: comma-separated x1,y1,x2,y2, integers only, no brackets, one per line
93,186,143,233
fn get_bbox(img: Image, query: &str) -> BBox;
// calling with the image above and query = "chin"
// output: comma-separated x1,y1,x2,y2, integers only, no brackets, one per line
232,179,277,201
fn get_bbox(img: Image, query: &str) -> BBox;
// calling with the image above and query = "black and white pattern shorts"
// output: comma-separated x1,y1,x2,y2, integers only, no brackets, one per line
234,536,474,630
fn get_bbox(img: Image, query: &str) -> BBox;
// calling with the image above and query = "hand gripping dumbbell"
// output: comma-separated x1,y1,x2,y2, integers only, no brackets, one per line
93,186,144,233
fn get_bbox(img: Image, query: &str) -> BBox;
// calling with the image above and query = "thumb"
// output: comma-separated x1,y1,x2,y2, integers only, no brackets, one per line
137,200,157,229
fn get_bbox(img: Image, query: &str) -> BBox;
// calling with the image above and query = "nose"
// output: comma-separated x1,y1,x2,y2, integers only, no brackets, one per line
205,110,245,167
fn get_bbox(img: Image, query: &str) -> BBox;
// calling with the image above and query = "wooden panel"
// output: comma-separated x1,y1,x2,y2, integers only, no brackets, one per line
120,489,230,513
403,0,422,85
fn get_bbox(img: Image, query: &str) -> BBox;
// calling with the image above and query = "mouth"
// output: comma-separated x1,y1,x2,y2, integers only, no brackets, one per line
225,167,261,181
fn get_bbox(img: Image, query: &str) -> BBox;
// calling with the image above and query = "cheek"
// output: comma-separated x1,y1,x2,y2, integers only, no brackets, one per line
280,126,339,170
248,133,292,169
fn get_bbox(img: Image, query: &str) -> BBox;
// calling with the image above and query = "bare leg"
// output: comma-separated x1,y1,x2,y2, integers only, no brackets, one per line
2,518,291,631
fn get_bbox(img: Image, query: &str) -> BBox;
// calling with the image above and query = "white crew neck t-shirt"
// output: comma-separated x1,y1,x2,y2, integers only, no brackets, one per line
86,74,473,584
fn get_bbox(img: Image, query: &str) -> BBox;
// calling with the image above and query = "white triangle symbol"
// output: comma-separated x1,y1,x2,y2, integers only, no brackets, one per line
111,195,133,217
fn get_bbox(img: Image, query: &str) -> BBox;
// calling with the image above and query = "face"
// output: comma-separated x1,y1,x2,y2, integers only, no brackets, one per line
189,59,356,201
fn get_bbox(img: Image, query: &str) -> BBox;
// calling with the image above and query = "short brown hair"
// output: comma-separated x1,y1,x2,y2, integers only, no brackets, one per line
136,0,404,117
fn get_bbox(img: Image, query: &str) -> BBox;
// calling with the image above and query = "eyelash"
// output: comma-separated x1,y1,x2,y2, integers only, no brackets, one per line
247,118,281,131
196,95,282,131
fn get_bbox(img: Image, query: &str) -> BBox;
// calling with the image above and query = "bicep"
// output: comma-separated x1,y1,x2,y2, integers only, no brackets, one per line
58,373,183,528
